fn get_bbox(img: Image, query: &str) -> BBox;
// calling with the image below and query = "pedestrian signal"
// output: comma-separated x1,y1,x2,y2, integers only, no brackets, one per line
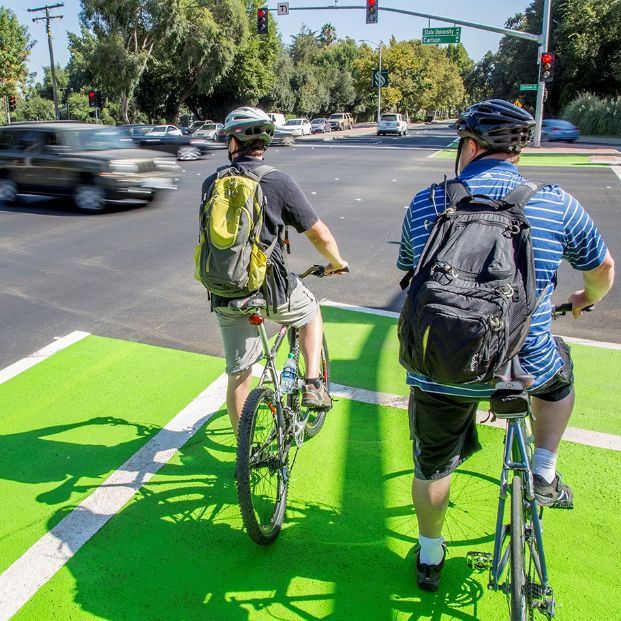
366,0,378,24
257,7,268,35
539,53,555,83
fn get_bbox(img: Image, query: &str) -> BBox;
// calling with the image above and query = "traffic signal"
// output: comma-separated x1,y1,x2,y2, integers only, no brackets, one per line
539,52,555,83
88,90,97,107
257,7,268,35
366,0,378,24
96,91,103,108
8,95,17,111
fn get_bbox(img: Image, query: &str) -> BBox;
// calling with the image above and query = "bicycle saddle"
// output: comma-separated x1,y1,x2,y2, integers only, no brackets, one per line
228,293,267,310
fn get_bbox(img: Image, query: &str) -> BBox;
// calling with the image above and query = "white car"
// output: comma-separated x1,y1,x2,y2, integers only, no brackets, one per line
377,113,408,136
192,122,223,140
283,118,312,136
145,125,183,137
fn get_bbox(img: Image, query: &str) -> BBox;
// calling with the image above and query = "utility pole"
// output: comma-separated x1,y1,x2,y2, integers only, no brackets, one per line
28,3,64,121
533,0,552,147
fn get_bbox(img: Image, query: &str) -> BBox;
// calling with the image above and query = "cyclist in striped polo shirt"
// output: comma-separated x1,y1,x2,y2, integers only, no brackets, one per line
397,100,615,591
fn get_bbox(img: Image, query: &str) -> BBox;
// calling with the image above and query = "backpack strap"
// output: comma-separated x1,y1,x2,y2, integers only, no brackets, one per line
499,181,542,211
443,179,472,208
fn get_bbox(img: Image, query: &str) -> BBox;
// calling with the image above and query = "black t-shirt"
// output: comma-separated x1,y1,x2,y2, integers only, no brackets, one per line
200,156,319,307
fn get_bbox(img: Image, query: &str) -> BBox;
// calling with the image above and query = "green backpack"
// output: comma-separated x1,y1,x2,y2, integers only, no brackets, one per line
194,164,277,298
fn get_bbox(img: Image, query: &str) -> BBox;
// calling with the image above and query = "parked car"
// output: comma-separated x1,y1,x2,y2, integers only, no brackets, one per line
192,122,223,140
214,125,295,147
0,122,179,212
187,120,214,134
144,124,182,137
329,112,353,131
377,113,408,136
311,118,332,134
283,118,312,136
268,112,287,128
124,124,216,160
541,119,580,142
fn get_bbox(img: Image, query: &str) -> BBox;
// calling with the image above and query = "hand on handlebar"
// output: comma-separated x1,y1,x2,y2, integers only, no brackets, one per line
568,289,597,318
324,261,349,275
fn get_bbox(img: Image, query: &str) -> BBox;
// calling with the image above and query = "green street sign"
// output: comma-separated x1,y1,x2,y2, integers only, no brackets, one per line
519,84,539,91
371,69,389,88
422,27,461,45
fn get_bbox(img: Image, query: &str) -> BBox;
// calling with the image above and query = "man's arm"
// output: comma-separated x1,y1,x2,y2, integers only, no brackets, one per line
569,250,615,317
304,219,348,274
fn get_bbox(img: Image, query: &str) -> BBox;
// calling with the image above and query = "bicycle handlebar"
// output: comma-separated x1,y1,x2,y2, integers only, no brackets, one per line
298,265,350,279
551,303,594,319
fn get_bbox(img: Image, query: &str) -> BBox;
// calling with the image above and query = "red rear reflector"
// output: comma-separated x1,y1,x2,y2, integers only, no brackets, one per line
249,314,263,325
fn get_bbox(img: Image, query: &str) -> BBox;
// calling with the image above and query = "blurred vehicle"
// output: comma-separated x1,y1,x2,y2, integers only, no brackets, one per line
283,118,312,136
0,121,179,212
329,112,353,131
377,113,408,136
311,118,332,134
192,122,223,140
268,112,287,128
124,124,215,160
187,120,213,134
214,125,294,147
144,124,182,137
541,119,580,142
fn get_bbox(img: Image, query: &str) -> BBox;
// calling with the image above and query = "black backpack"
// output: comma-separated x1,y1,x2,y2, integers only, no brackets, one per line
398,178,542,385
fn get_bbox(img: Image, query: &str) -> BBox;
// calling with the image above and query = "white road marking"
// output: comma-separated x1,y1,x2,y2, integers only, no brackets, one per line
611,166,621,183
0,331,90,385
0,374,229,620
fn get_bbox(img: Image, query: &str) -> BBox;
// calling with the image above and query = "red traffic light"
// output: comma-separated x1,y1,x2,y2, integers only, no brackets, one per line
88,90,95,97
541,53,553,65
368,0,376,4
258,9,266,17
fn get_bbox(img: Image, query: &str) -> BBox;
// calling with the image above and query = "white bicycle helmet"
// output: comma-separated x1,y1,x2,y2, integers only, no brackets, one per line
223,106,274,147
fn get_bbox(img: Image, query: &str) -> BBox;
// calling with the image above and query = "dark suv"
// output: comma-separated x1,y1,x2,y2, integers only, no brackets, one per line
0,122,179,212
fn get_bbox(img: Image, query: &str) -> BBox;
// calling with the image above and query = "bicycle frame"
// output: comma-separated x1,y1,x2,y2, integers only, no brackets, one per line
490,415,551,595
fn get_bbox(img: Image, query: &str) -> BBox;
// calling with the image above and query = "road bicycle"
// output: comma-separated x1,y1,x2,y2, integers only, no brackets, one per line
467,302,583,620
234,265,348,545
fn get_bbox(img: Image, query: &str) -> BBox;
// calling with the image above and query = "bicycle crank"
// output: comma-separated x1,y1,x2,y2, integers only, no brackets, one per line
466,551,492,571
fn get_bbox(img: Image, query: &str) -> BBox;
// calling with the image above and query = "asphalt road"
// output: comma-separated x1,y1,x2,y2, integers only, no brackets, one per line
1,125,620,370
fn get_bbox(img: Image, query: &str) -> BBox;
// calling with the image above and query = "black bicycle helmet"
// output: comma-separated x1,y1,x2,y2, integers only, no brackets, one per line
223,106,274,147
453,99,535,152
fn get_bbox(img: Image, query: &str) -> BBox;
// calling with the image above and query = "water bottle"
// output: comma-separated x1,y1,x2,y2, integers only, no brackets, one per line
280,353,297,394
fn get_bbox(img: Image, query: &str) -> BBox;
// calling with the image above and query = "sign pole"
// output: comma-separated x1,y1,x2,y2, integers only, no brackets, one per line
533,0,552,148
377,41,382,124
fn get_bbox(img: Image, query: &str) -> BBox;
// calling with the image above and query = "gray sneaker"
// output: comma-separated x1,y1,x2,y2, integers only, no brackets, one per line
533,473,574,509
415,544,446,592
301,382,332,410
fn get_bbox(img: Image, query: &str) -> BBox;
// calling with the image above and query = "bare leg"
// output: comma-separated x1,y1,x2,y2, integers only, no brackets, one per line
226,367,253,436
531,390,574,452
298,310,323,379
412,476,451,538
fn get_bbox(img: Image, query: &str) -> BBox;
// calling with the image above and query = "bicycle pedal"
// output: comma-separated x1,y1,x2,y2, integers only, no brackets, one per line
466,551,492,571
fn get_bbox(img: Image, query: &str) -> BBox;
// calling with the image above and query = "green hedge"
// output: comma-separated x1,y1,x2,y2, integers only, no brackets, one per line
562,93,621,138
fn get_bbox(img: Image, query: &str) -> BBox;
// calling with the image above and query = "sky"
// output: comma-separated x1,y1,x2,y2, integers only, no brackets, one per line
5,0,535,81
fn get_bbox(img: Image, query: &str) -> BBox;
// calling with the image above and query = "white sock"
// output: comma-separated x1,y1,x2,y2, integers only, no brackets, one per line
418,534,445,566
532,448,557,484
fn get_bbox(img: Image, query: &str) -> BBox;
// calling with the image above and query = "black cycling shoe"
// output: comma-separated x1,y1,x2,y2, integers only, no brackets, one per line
533,473,574,509
415,544,446,592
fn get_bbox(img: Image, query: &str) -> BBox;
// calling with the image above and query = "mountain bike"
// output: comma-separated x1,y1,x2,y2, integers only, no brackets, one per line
467,303,585,620
235,265,348,545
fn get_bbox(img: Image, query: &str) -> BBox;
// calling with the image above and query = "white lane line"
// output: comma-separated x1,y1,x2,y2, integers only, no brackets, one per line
0,374,228,620
329,383,621,451
0,331,90,385
321,300,621,349
611,166,621,183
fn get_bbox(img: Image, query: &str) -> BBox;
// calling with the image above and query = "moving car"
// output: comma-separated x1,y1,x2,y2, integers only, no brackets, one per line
144,124,182,137
283,118,312,136
192,122,223,140
377,113,408,136
329,112,353,131
124,124,215,160
268,113,287,128
541,119,580,142
311,118,332,133
214,126,295,147
0,122,179,212
187,120,213,134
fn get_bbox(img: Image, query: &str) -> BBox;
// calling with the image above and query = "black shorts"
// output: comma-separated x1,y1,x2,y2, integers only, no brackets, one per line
408,337,574,480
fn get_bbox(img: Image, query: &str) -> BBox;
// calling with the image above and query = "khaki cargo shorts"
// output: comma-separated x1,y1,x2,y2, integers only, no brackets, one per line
214,280,319,375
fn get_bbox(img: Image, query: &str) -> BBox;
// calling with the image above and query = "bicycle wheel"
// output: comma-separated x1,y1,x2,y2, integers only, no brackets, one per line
287,329,330,439
236,387,288,545
510,475,527,621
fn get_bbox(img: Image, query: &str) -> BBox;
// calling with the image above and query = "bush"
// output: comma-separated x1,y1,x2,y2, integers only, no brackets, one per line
562,93,621,137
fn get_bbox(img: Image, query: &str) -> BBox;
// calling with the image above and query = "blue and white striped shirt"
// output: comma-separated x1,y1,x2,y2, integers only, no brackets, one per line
397,159,608,397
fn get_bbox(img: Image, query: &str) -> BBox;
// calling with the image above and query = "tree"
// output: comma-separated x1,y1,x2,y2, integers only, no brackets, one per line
0,7,34,99
319,23,336,47
80,0,181,123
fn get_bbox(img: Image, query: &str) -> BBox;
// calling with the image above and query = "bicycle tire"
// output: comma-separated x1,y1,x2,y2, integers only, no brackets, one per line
287,330,330,439
510,475,527,621
236,387,288,545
